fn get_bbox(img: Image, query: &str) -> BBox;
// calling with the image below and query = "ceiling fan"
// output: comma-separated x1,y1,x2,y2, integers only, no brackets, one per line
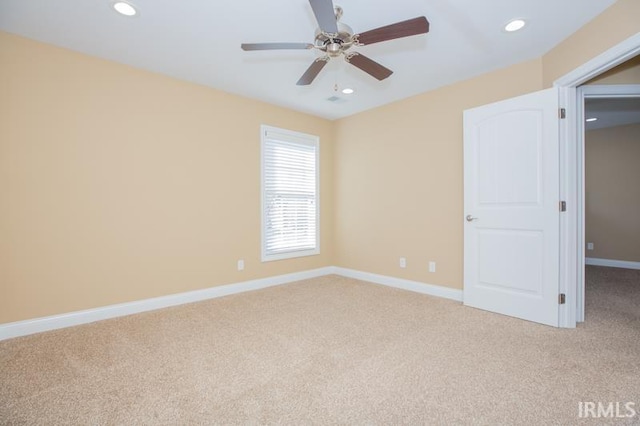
240,0,429,86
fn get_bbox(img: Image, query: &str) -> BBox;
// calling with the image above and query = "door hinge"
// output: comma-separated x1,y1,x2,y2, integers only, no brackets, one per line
559,293,566,305
559,108,566,119
560,201,566,212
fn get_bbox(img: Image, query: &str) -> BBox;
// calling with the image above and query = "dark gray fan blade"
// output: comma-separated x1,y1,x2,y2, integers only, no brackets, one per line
241,43,314,51
346,53,393,81
296,59,329,85
356,16,429,46
309,0,338,34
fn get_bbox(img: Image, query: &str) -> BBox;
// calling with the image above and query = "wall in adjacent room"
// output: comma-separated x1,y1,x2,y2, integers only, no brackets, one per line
585,123,640,263
0,31,335,324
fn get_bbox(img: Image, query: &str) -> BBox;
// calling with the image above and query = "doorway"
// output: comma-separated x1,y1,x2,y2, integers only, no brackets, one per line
555,33,640,328
580,88,640,322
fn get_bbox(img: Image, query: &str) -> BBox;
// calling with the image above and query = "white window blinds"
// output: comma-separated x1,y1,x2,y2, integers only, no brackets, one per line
261,126,319,261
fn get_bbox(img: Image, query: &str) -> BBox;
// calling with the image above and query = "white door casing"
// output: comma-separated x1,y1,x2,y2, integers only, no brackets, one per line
464,88,560,327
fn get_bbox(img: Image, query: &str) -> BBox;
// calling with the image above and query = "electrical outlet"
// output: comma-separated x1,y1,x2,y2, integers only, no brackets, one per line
237,259,245,271
399,257,407,268
429,261,436,273
587,242,594,251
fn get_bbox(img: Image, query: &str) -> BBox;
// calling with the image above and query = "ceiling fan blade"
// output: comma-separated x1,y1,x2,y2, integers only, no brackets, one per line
309,0,338,34
296,59,329,86
241,43,314,51
346,53,393,81
356,16,429,46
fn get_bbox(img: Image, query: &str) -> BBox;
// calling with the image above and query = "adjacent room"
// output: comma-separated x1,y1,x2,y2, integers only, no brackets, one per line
584,94,640,325
1,0,639,423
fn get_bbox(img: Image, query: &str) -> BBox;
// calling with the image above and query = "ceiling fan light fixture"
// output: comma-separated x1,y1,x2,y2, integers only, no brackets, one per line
112,1,137,17
504,19,526,32
341,88,354,94
326,42,343,56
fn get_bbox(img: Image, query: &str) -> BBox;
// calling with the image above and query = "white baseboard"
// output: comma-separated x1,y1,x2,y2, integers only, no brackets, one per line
585,257,640,270
332,267,464,302
0,267,334,341
0,266,463,341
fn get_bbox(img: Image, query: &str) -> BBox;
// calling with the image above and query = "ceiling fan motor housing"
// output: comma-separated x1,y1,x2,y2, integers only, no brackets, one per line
314,21,354,56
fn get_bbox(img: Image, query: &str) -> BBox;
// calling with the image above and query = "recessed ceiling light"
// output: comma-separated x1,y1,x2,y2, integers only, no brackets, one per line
341,88,354,95
113,1,137,16
586,117,598,122
504,19,526,32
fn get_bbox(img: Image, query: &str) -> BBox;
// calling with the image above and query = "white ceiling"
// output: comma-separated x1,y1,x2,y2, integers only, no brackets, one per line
0,0,617,120
585,97,640,130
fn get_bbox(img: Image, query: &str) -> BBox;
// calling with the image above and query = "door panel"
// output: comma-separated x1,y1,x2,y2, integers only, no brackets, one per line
477,111,542,205
464,88,560,327
478,230,543,294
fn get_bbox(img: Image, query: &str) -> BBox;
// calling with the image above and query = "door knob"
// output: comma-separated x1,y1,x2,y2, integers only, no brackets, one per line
466,215,477,222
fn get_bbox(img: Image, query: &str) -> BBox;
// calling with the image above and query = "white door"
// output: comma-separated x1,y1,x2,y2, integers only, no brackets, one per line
463,88,560,327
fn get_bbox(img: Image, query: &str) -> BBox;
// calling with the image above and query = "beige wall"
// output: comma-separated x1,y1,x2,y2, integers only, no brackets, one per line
0,32,334,323
542,0,640,87
333,59,544,288
2,0,640,324
585,124,640,262
333,0,640,291
587,55,640,85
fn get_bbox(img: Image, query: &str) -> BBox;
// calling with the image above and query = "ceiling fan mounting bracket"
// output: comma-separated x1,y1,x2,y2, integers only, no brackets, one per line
333,5,343,22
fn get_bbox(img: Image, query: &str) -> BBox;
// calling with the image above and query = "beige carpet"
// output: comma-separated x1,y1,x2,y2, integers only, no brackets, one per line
1,267,639,425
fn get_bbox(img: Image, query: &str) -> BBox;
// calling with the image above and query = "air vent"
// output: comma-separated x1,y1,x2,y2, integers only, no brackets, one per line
326,96,347,104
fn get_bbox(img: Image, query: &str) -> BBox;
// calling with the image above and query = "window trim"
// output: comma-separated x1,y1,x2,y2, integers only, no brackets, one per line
261,125,320,262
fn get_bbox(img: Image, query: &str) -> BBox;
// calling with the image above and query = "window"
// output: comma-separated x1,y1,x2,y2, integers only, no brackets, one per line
261,125,319,261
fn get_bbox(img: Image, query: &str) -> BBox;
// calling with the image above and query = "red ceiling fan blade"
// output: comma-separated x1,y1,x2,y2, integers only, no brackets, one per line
346,53,393,81
356,16,429,46
241,43,314,51
309,0,338,34
296,58,329,85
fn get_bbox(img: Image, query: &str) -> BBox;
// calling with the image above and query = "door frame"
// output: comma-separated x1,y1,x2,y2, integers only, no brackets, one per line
555,32,640,328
